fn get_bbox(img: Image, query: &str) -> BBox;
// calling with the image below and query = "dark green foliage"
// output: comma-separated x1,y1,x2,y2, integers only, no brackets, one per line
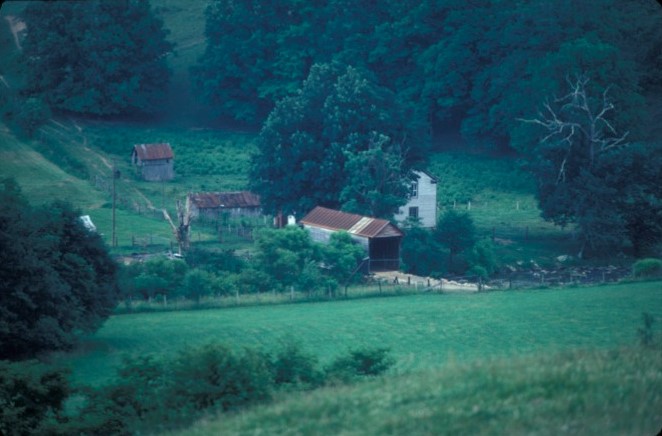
320,232,366,289
0,94,52,139
253,226,318,291
400,225,446,277
327,347,394,382
270,342,323,388
66,342,391,433
192,0,660,148
250,63,419,218
119,257,188,300
0,360,70,436
632,259,662,279
21,0,173,116
524,77,662,256
468,239,499,278
435,210,477,271
0,179,119,360
167,344,272,414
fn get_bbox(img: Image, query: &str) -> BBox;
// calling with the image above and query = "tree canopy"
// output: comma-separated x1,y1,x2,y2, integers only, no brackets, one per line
192,0,661,149
521,76,662,257
20,0,173,116
250,63,421,218
0,179,119,360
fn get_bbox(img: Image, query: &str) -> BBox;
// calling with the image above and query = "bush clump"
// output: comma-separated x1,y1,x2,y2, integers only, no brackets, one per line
632,258,662,279
58,342,394,434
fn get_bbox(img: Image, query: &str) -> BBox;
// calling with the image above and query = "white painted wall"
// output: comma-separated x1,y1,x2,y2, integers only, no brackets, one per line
394,170,437,228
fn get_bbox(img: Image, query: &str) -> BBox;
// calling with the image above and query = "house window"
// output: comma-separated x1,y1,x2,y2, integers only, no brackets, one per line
410,180,418,198
408,207,419,218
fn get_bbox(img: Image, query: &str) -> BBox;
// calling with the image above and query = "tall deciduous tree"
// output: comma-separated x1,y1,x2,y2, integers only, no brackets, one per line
21,0,173,116
521,76,662,256
250,63,420,219
0,179,119,359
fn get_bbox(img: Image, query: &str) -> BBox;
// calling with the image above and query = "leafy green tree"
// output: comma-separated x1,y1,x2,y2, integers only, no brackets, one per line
400,224,446,277
21,0,173,116
434,210,476,271
253,226,318,291
123,257,188,300
178,269,218,302
0,179,119,359
340,136,410,218
250,63,420,218
319,232,366,290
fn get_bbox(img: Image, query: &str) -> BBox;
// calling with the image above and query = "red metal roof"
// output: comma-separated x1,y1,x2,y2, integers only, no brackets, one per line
133,143,173,161
188,191,261,209
300,206,403,238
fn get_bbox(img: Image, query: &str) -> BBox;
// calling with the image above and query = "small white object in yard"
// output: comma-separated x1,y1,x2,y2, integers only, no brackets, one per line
556,255,572,262
79,215,96,232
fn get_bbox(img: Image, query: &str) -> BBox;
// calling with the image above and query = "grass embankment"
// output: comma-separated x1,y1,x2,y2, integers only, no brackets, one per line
55,281,661,387
175,346,662,436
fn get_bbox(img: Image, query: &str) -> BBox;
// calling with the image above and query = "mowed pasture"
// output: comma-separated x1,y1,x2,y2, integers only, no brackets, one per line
57,281,661,387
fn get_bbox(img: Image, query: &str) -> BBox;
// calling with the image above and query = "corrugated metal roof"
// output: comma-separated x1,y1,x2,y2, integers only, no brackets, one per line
133,143,174,161
188,191,261,209
300,206,403,238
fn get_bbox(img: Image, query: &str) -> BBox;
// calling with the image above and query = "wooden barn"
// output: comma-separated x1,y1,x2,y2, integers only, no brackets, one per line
131,143,174,181
300,206,403,272
187,191,261,220
394,170,438,228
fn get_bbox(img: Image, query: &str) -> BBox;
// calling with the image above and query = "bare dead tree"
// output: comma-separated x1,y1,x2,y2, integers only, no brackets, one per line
518,74,629,184
162,199,192,255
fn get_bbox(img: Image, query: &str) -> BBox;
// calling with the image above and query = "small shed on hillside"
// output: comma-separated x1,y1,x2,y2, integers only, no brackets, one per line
300,206,403,272
394,170,438,228
187,191,261,220
131,143,174,181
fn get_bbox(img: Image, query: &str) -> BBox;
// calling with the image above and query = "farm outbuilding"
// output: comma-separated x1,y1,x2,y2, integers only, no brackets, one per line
131,143,174,181
187,191,262,220
300,206,403,272
394,170,438,228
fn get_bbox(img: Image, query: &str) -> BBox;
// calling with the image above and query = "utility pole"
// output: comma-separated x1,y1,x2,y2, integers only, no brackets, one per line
112,166,121,247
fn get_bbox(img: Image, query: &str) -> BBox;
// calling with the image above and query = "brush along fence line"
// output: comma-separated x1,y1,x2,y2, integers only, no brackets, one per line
115,264,635,314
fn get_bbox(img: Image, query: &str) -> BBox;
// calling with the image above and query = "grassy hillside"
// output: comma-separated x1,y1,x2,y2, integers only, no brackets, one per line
53,281,662,387
175,346,662,436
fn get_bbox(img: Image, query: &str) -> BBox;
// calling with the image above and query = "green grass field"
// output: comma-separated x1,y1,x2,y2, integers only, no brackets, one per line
54,281,661,388
174,346,662,436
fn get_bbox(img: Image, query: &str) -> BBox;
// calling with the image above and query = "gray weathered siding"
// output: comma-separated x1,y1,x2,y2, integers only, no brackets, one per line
138,159,174,181
395,171,437,227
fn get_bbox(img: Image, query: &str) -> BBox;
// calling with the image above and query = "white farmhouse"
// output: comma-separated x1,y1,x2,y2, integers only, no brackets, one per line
394,170,438,228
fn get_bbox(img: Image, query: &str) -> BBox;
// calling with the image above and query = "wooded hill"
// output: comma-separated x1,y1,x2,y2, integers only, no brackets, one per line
1,0,662,258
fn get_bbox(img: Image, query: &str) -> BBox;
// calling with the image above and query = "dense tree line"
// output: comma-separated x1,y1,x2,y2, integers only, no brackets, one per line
193,0,662,147
15,0,173,118
0,179,119,360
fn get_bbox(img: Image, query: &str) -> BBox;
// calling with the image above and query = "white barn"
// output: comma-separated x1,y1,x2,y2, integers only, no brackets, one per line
394,170,438,228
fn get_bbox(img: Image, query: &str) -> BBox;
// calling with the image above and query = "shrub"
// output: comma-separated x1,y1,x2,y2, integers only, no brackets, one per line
270,342,323,388
0,360,70,435
326,347,394,382
632,258,662,279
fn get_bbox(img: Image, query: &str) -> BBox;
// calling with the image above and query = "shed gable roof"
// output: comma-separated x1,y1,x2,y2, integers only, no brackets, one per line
188,191,261,209
133,143,173,161
300,206,403,238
